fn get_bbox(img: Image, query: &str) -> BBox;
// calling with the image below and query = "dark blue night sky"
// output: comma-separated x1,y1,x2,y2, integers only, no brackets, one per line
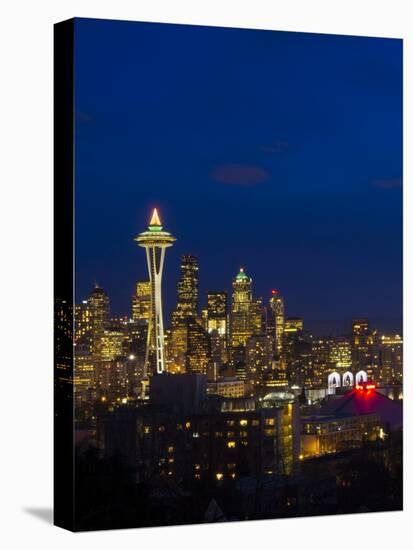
74,18,402,335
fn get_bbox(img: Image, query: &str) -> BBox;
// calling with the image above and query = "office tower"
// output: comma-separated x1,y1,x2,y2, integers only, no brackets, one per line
379,334,403,384
99,329,125,361
352,318,370,342
176,254,199,317
135,208,176,376
352,318,370,353
55,298,73,398
74,301,92,341
206,291,229,367
132,281,151,322
351,318,374,373
170,255,200,368
171,254,199,327
207,292,228,334
185,318,211,374
74,300,93,357
230,268,253,349
269,290,284,355
250,297,265,334
283,317,311,385
246,333,274,383
311,337,332,386
329,337,352,370
88,285,110,332
87,285,110,357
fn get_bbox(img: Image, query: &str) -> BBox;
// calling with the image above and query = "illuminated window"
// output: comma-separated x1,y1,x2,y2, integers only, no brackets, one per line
265,418,275,426
227,441,236,448
252,420,260,427
185,421,191,429
158,425,165,432
226,420,235,426
143,426,151,434
216,473,224,481
239,419,248,426
167,446,174,453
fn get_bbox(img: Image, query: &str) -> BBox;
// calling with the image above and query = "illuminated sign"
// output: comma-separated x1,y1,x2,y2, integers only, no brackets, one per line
355,382,376,392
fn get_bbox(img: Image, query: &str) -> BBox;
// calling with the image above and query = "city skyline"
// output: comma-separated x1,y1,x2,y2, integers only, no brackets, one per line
74,20,402,334
54,18,404,531
76,206,402,337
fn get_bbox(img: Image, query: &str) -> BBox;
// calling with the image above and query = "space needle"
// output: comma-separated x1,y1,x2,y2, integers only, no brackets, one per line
135,208,176,380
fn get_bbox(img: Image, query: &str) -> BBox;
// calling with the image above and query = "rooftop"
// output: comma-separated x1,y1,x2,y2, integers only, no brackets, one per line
319,387,402,429
235,267,250,281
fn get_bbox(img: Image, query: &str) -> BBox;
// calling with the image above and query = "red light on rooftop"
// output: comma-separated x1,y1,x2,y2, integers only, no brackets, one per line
271,289,279,295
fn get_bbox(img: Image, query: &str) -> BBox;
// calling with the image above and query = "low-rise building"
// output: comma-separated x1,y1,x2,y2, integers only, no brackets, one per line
301,412,381,458
207,377,245,398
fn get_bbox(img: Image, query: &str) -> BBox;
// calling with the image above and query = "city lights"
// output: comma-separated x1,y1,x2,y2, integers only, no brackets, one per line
66,207,403,528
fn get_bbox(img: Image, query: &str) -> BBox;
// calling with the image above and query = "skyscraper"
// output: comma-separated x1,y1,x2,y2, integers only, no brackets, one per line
269,290,284,356
230,267,263,351
176,254,199,318
246,333,274,383
379,334,403,384
185,317,211,374
207,291,229,368
329,337,352,370
74,300,93,351
351,318,374,374
207,291,228,335
170,255,199,367
87,285,110,357
283,317,312,385
230,268,253,349
135,208,176,376
132,281,151,322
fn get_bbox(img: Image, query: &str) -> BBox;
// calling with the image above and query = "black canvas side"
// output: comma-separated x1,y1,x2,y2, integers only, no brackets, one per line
54,18,75,532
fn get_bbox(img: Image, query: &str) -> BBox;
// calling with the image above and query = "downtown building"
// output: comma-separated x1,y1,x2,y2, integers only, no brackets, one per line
168,254,212,375
283,317,312,386
170,254,199,366
101,374,300,482
206,291,229,375
230,268,263,362
73,286,110,419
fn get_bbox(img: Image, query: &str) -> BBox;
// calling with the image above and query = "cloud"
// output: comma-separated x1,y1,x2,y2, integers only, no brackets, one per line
372,178,402,189
211,164,270,186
